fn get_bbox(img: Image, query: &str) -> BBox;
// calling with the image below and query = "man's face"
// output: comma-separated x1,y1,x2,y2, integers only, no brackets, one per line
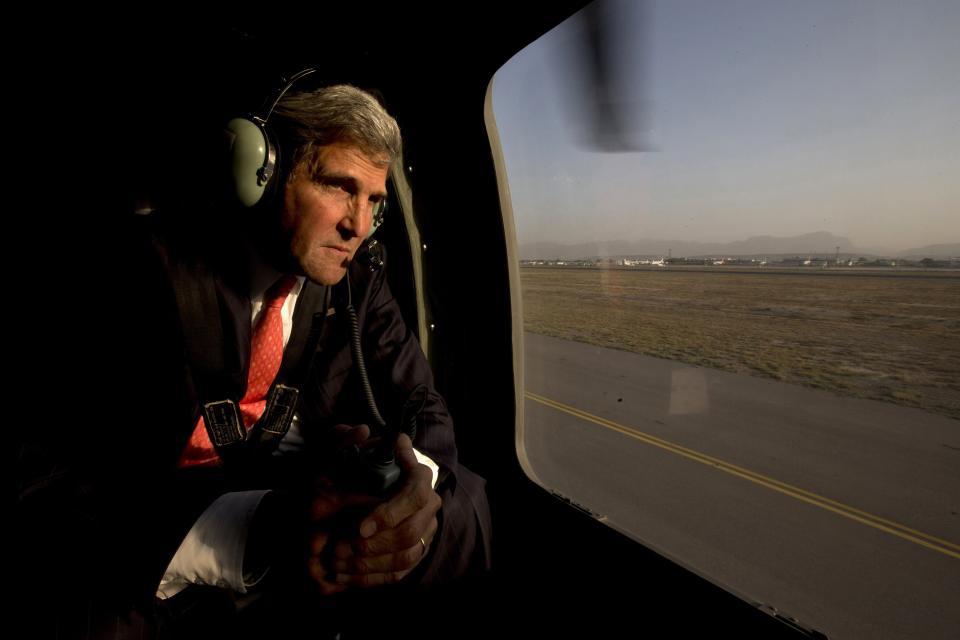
280,142,389,284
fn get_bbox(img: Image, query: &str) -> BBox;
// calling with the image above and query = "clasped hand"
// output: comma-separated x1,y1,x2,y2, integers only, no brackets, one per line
306,425,441,594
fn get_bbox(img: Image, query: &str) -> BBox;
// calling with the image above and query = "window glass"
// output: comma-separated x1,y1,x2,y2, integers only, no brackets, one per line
490,2,959,638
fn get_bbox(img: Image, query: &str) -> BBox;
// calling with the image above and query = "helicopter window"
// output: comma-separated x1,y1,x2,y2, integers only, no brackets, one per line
488,1,959,638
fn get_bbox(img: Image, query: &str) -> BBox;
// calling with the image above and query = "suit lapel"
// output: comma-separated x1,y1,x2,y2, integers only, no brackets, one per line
278,279,330,383
213,272,250,400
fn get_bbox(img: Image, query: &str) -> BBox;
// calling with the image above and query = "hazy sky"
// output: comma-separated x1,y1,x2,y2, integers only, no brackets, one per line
492,0,959,252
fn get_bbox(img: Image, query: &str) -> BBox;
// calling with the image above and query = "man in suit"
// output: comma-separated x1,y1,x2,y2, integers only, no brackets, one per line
18,79,490,639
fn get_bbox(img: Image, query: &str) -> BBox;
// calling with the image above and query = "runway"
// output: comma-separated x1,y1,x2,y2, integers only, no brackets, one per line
523,332,960,640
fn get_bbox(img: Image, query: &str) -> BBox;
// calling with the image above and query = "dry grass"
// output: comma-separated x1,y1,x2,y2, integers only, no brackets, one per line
521,267,960,420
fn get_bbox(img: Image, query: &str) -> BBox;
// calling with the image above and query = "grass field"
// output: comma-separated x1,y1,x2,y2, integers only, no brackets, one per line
520,267,960,420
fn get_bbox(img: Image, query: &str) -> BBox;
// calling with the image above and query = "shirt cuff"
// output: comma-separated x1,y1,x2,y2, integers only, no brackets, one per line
156,490,271,599
413,448,439,489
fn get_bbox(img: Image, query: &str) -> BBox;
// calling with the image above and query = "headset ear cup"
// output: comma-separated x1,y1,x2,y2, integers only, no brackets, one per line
224,68,317,209
225,117,277,207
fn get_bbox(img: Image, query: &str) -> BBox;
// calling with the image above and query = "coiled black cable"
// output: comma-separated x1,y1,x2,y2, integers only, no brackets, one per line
401,384,428,442
344,272,387,431
345,262,426,458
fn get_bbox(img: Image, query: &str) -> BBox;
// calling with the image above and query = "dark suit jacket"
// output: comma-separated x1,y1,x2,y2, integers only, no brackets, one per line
17,211,491,638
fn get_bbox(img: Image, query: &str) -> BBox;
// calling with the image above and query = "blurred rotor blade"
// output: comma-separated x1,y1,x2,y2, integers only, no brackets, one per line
564,0,656,152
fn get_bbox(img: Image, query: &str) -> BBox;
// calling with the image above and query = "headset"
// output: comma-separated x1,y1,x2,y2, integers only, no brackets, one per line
224,68,386,238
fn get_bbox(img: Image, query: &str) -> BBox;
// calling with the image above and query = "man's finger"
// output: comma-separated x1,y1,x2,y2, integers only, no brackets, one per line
393,433,418,470
356,462,436,538
307,530,349,596
346,493,439,558
332,515,438,573
331,515,437,588
333,569,410,588
309,488,380,522
331,515,439,588
332,541,422,576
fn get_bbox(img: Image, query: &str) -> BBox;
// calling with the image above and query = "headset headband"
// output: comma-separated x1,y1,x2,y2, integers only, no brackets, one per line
255,68,318,124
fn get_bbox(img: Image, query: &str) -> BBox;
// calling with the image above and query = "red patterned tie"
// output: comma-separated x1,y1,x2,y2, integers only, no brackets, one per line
179,275,298,468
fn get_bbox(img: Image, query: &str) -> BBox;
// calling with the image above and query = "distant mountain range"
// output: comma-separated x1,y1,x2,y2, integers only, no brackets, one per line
898,243,960,259
519,232,960,260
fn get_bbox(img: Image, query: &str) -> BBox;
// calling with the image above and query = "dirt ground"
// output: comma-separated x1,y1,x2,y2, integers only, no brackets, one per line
521,267,960,420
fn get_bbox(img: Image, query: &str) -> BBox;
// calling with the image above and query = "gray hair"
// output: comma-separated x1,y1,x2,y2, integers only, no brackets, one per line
271,84,402,176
